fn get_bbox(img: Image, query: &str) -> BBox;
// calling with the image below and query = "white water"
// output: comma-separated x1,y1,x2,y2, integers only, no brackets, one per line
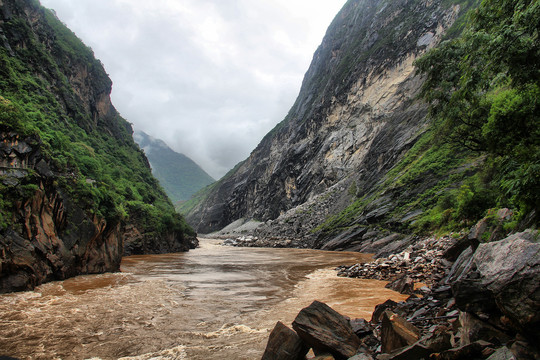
0,239,407,359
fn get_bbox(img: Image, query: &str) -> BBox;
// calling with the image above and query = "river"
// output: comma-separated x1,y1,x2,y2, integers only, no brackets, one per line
0,239,407,359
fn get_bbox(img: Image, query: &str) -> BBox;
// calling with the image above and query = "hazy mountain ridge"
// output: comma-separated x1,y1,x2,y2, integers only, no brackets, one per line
133,130,215,203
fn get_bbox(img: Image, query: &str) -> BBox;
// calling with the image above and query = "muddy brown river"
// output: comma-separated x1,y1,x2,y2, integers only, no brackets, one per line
0,239,407,359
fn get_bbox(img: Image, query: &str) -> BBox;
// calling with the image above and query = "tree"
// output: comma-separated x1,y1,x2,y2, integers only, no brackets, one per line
415,0,539,215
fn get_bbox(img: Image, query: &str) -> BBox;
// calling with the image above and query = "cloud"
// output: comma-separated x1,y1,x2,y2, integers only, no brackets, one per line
40,0,347,178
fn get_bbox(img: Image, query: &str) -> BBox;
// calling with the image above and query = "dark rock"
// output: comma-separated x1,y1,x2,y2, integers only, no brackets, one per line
485,346,516,360
261,321,309,360
421,326,452,352
445,246,475,285
34,159,54,178
311,354,335,360
385,275,414,295
442,236,478,262
459,312,512,346
509,335,540,360
292,301,361,360
386,342,432,360
430,340,493,360
452,231,540,339
321,227,367,251
371,300,398,323
350,318,373,338
380,310,420,353
348,354,374,360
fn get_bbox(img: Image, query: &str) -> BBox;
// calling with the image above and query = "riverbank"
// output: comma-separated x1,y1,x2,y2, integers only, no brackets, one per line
258,227,540,360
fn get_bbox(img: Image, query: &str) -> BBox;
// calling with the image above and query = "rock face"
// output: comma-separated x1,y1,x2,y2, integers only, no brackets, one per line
0,132,122,293
184,0,465,235
0,0,196,292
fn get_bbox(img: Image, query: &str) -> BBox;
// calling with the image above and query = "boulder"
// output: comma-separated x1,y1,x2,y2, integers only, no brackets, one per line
485,346,516,360
452,231,540,339
261,321,309,360
371,300,398,323
348,354,373,360
349,318,373,338
385,275,414,295
292,301,361,360
430,340,493,360
386,342,432,360
459,312,512,346
380,310,420,353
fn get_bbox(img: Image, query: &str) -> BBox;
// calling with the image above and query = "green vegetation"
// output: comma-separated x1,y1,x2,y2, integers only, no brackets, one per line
317,0,538,237
134,131,215,202
415,0,539,223
0,1,193,238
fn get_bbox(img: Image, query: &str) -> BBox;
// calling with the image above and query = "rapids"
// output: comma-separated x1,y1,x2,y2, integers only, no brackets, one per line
0,239,407,359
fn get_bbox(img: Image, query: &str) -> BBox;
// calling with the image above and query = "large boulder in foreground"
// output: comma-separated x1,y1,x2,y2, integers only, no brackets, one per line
452,230,540,340
261,321,309,360
292,301,361,359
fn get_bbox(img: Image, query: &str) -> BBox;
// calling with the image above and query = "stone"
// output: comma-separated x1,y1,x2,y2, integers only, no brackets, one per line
387,342,432,360
292,301,361,360
261,321,309,360
452,231,540,338
385,275,414,295
34,159,54,178
442,237,477,262
459,312,512,346
422,327,452,352
312,354,335,360
485,346,516,360
371,300,398,323
380,310,420,353
348,354,374,360
350,318,373,338
430,340,493,360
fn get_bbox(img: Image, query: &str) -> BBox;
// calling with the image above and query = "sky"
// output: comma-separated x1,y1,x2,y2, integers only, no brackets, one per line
40,0,348,179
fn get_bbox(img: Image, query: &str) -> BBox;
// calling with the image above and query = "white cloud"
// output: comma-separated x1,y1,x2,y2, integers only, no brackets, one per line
40,0,347,178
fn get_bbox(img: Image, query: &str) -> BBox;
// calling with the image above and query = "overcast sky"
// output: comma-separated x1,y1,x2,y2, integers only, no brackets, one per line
40,0,347,179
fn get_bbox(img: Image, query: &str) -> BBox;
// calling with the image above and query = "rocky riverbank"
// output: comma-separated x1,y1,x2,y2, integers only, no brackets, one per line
260,227,540,360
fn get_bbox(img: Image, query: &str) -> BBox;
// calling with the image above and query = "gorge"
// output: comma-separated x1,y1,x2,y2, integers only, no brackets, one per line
0,0,538,359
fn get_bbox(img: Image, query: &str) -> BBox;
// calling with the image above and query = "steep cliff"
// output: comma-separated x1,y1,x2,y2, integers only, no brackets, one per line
0,0,196,293
183,0,475,235
133,130,215,203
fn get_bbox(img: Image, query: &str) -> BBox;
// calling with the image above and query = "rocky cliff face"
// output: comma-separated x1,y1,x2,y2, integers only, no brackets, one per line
0,0,196,293
185,0,467,234
0,132,122,292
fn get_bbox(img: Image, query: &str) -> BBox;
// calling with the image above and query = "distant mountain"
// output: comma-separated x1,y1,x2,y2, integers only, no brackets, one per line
134,131,215,202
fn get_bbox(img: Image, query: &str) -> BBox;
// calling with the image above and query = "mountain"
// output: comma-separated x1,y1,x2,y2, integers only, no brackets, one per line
182,0,472,233
133,130,214,203
0,0,197,293
182,0,538,246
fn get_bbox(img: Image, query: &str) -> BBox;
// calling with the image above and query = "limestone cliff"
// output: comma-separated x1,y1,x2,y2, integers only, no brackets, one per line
0,0,196,293
184,0,471,235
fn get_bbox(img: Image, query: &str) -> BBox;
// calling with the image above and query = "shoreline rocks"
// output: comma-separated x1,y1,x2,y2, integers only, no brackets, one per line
260,229,540,359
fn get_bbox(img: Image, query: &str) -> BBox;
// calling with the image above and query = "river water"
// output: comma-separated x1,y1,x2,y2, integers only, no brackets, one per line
0,239,407,359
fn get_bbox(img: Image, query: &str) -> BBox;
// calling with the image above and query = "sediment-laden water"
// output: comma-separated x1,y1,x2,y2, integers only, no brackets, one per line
0,239,407,359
